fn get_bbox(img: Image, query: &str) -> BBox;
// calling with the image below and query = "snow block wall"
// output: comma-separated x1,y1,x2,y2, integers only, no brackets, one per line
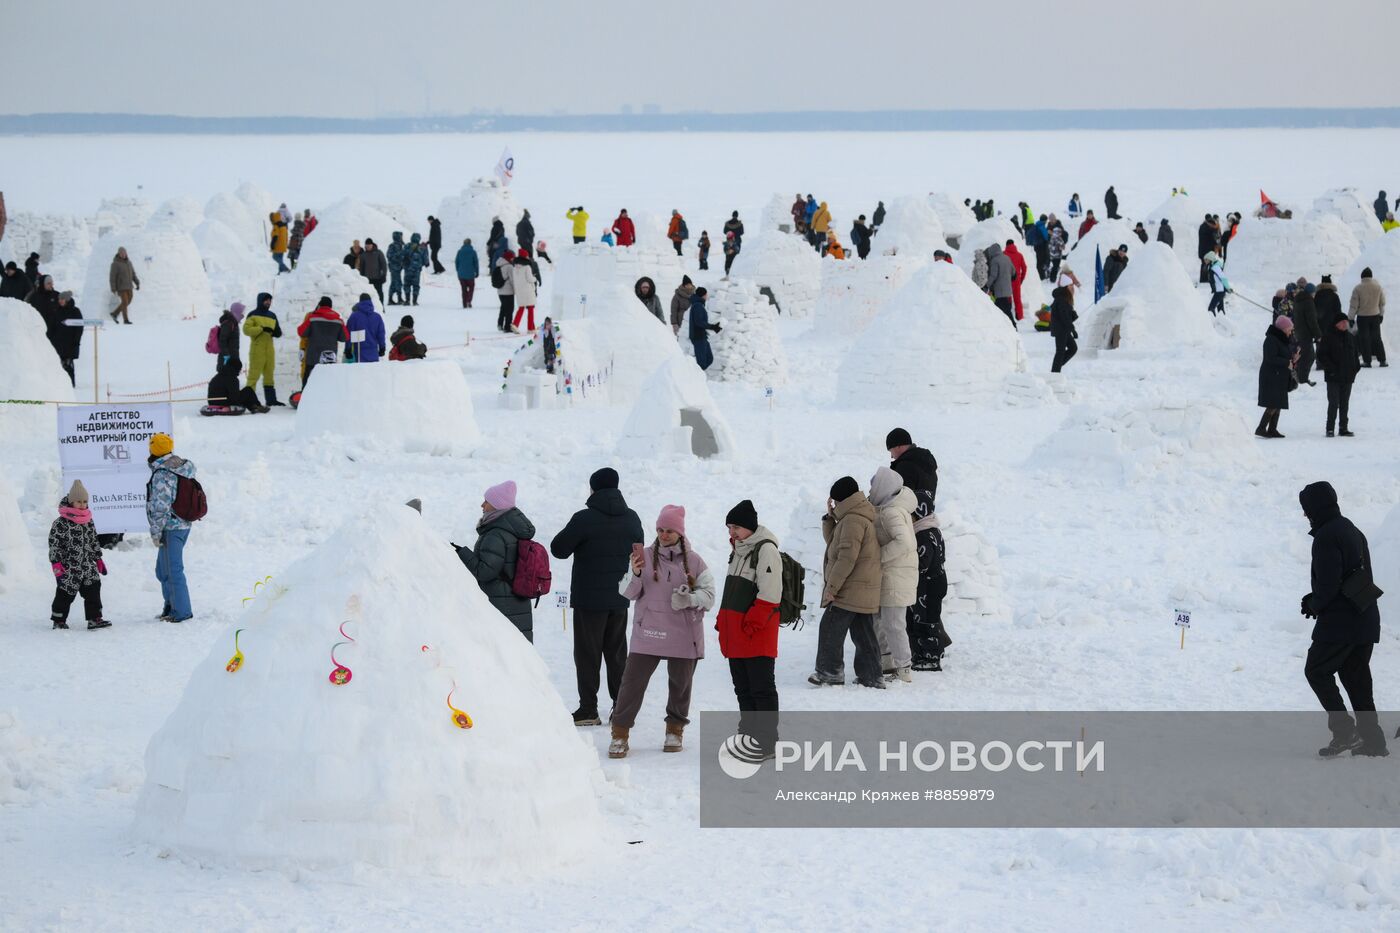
437,178,524,254
295,199,401,268
275,261,373,322
726,230,821,318
296,360,480,455
93,197,154,235
1341,228,1400,298
938,506,1011,623
839,263,1047,408
1083,242,1216,352
0,212,93,288
926,192,976,245
0,476,38,595
618,356,735,459
1225,213,1362,300
873,195,946,258
813,253,928,338
549,242,685,318
194,219,272,309
133,507,608,876
1312,188,1384,246
81,218,214,323
705,279,788,386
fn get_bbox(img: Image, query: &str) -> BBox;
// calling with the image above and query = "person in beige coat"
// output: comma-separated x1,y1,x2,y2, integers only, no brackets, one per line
108,247,140,324
1348,267,1387,367
810,476,885,688
869,466,918,682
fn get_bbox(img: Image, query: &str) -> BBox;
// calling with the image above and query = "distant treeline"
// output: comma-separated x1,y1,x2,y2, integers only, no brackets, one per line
2,109,1399,135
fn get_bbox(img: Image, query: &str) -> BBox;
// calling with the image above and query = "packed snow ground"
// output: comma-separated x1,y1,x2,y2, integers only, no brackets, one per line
3,130,1400,930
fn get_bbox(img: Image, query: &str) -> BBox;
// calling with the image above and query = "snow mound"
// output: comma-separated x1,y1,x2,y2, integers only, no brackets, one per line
1225,213,1361,301
233,182,279,226
761,192,797,231
938,506,1011,623
873,195,946,258
1083,242,1216,351
1373,503,1400,612
0,297,77,405
726,229,821,318
93,197,153,234
297,360,479,455
194,218,271,308
133,507,608,876
813,253,928,338
927,192,976,243
81,220,214,323
1312,188,1384,246
1340,228,1400,298
618,356,735,459
1144,193,1209,275
151,196,205,234
954,218,1047,312
0,476,38,594
549,242,684,318
1066,219,1141,273
275,261,373,324
1031,397,1260,480
839,263,1048,408
295,199,401,268
203,191,265,253
437,178,524,253
705,278,789,386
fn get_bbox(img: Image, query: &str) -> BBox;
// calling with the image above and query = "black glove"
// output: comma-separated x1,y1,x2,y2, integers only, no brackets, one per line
709,323,722,333
1300,594,1315,618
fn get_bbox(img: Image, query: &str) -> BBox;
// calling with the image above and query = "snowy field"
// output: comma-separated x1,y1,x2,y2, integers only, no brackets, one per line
3,129,1400,930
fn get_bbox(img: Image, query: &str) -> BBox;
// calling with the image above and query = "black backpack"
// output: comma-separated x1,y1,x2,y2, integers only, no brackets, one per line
490,261,506,289
748,541,807,629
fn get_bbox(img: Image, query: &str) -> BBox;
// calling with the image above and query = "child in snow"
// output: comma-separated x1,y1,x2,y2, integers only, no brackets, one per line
541,318,557,374
48,480,109,630
698,232,711,270
535,240,553,265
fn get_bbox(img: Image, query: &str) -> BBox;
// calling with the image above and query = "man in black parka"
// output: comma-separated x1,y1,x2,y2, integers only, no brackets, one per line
551,467,644,726
1299,481,1386,757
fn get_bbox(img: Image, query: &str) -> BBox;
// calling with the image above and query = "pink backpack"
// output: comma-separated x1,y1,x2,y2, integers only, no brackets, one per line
205,325,220,354
511,539,552,602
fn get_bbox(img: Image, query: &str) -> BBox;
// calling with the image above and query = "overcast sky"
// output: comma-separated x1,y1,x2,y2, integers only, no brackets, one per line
5,0,1395,117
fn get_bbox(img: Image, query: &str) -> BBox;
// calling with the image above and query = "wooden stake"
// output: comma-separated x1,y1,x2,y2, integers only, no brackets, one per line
166,362,173,404
1180,626,1186,650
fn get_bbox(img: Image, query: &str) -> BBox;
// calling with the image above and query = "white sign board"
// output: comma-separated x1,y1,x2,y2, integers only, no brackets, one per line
57,403,173,534
555,591,570,609
1173,609,1191,629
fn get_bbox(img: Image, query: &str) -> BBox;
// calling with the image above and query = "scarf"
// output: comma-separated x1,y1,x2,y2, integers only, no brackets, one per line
60,505,92,524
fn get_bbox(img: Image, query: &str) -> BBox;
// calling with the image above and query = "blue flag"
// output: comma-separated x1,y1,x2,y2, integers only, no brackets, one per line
1094,245,1106,304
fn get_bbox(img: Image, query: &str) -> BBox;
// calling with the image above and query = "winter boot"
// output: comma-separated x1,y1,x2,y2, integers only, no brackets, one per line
894,667,913,683
1254,412,1270,438
1265,411,1285,439
664,723,684,753
87,618,111,630
264,386,286,407
1319,731,1363,758
52,617,69,630
572,708,602,727
807,672,844,687
608,725,629,759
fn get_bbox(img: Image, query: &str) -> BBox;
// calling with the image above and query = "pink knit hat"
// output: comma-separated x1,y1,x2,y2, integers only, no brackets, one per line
1275,315,1294,332
657,504,686,536
484,480,517,511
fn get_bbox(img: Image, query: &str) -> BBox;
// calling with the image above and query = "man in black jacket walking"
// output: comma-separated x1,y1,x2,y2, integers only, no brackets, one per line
1299,481,1386,757
550,467,645,726
427,216,445,275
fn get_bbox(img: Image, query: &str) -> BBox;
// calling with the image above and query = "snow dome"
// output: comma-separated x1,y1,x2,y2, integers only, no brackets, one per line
872,195,946,258
0,298,75,441
1225,212,1362,301
1339,228,1400,298
204,191,265,253
953,218,1047,312
297,359,479,455
1312,188,1384,246
437,178,524,253
233,181,279,225
549,242,685,318
550,282,683,406
274,260,374,322
1143,193,1210,276
295,198,401,268
93,197,153,235
839,262,1045,407
617,356,736,459
926,192,976,245
81,216,214,323
1064,218,1141,275
134,506,608,876
1082,242,1216,352
813,253,928,338
151,196,205,234
726,229,821,318
0,476,38,595
703,278,788,386
193,218,272,307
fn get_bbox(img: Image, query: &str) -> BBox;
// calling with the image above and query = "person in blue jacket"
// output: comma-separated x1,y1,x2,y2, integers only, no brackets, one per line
454,238,480,309
1031,214,1052,280
1067,193,1082,218
345,293,387,362
803,195,818,246
688,287,722,371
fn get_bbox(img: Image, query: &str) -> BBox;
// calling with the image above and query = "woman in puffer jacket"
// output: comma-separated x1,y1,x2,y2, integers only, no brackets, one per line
609,505,715,759
869,467,918,682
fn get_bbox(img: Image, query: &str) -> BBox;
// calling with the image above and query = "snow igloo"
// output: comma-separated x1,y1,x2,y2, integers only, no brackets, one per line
81,217,214,323
540,282,682,405
617,356,735,459
1224,213,1362,300
548,242,685,319
0,298,76,441
1312,188,1384,246
1065,218,1142,274
1144,193,1211,276
726,229,821,318
93,197,154,236
926,192,976,246
194,218,273,307
954,218,1047,311
1,212,93,288
204,191,266,254
295,199,402,268
700,278,788,387
813,252,929,338
1340,228,1400,298
437,178,524,254
838,262,1048,408
872,195,946,258
1082,242,1216,352
275,260,375,321
133,506,609,876
296,359,480,455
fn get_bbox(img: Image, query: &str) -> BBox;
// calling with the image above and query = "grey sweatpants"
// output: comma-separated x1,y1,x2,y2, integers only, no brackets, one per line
875,604,913,672
610,653,697,729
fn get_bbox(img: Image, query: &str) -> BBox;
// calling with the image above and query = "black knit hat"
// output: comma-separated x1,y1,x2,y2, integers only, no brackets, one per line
589,467,619,491
830,476,859,503
1361,267,1373,279
317,295,332,308
725,499,758,532
885,427,913,449
400,315,414,327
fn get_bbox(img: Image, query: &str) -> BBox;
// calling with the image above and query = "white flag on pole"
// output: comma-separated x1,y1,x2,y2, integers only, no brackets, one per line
494,147,515,187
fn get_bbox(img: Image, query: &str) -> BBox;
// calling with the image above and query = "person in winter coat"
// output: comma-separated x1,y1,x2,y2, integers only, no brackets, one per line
824,232,846,260
386,232,407,305
698,231,711,270
48,480,109,630
601,228,615,246
611,209,636,247
1003,240,1028,321
804,195,818,234
1292,282,1322,385
1132,221,1148,245
1067,193,1082,218
427,215,445,274
494,249,516,332
667,210,688,256
510,250,539,332
455,480,537,641
0,261,29,300
288,214,305,270
46,290,82,386
1374,191,1389,225
1204,250,1230,316
851,216,872,260
1317,312,1361,436
297,296,349,388
1384,212,1400,232
268,212,289,273
454,238,479,308
550,467,646,726
634,276,665,323
983,242,1017,327
108,247,140,323
1031,215,1052,279
885,429,950,670
1299,481,1386,756
811,477,884,688
540,317,557,373
1348,267,1387,367
722,211,744,249
24,252,41,284
1196,213,1216,284
872,200,886,231
610,504,715,758
343,240,362,270
1076,210,1097,243
515,210,535,255
207,358,267,412
1104,185,1120,219
355,238,387,305
868,467,917,683
1315,274,1344,329
27,273,60,325
717,499,782,755
402,233,429,306
809,201,832,252
791,193,807,233
146,433,196,623
241,292,283,406
486,218,507,264
214,307,240,369
688,287,721,371
388,314,428,360
1103,244,1129,293
971,248,989,291
1049,285,1079,373
345,294,386,363
1047,221,1068,281
1256,315,1296,438
1157,218,1175,247
670,276,695,335
566,207,589,243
